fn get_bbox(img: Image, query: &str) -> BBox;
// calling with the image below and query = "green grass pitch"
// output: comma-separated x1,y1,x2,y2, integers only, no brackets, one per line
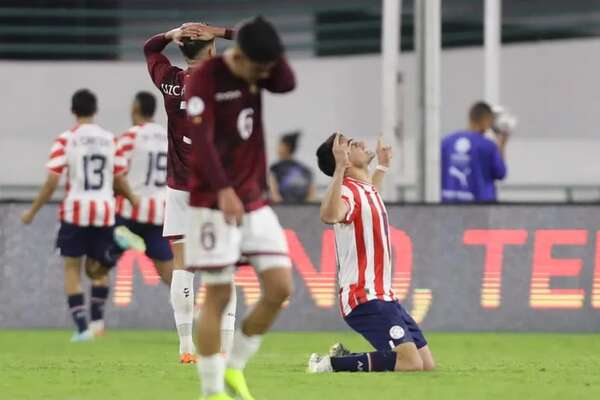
1,330,599,399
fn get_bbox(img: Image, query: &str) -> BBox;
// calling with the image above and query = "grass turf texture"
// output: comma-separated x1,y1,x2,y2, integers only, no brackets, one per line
0,331,599,400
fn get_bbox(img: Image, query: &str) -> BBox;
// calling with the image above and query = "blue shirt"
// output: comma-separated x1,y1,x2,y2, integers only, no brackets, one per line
441,131,507,203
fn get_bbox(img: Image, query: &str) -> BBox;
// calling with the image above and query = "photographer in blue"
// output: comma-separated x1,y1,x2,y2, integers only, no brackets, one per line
441,101,514,203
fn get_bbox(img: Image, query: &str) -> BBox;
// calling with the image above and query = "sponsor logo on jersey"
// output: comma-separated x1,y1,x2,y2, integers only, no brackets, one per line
160,83,184,97
215,90,242,102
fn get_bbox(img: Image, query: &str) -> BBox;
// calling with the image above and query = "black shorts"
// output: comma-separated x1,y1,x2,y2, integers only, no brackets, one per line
116,216,173,261
344,300,428,351
56,222,117,268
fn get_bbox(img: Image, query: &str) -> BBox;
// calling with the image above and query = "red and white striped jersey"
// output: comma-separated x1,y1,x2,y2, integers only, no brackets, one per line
115,122,168,225
334,177,395,317
46,124,127,227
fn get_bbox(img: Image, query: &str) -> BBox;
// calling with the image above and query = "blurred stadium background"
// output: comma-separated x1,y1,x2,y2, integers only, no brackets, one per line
1,1,600,399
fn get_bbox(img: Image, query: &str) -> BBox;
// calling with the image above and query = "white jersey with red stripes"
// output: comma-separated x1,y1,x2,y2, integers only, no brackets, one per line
115,122,168,225
46,123,127,227
334,177,395,317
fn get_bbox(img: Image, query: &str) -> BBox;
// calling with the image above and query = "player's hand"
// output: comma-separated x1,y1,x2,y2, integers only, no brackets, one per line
180,23,216,41
376,135,393,168
165,28,186,45
218,187,244,225
332,133,351,173
21,209,35,225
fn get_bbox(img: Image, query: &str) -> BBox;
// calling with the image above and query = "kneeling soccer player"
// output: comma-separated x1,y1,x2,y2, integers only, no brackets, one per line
308,133,436,373
21,89,145,341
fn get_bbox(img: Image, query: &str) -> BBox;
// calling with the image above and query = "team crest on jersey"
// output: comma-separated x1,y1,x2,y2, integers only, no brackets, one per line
187,96,204,117
389,325,405,340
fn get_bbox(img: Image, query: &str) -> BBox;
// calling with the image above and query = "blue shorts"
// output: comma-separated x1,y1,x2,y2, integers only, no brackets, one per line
56,222,117,268
344,300,428,351
116,216,173,261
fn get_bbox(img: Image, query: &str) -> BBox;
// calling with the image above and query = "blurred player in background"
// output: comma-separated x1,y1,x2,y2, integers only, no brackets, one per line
441,101,514,203
309,133,435,373
184,16,295,400
269,131,316,203
21,89,144,342
116,92,173,284
144,22,236,364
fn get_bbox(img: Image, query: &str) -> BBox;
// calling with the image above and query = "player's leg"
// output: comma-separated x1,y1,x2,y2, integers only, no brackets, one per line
398,303,436,371
164,188,197,361
309,300,424,373
143,221,175,285
87,260,110,337
225,207,293,400
56,222,93,341
185,206,241,399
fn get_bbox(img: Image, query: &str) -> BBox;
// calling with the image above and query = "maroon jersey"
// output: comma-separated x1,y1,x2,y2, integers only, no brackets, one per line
144,34,192,191
185,56,295,210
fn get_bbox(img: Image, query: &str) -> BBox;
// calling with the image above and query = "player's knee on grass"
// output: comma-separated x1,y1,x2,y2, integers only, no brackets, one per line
419,346,436,371
393,342,424,372
261,267,294,306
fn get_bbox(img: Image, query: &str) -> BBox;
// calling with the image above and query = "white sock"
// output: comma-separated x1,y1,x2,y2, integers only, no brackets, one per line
197,353,225,396
220,283,237,356
89,320,104,334
227,330,262,370
170,270,195,354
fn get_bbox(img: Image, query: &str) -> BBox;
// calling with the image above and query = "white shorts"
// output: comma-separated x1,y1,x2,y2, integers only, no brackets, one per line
184,205,291,284
162,187,189,241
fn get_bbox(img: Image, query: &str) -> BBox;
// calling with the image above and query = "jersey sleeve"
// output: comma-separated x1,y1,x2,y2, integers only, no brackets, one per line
113,137,128,175
185,63,232,191
117,131,137,163
45,134,68,175
259,57,296,93
143,33,179,88
340,185,357,224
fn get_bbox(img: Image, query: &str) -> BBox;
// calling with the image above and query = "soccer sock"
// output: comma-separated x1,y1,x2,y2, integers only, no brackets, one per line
90,285,109,322
170,270,195,354
67,293,88,333
331,350,397,372
197,353,226,396
220,283,237,355
227,330,262,370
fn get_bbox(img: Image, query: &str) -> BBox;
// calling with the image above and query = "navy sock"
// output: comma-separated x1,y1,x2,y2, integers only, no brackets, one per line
331,350,397,372
67,293,88,333
90,286,109,321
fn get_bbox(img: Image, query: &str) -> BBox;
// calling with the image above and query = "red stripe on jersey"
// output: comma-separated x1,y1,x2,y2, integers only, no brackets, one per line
103,201,110,226
49,149,65,159
56,138,67,146
348,284,358,309
122,132,136,139
365,191,385,300
131,203,139,221
59,202,65,221
116,196,123,213
48,166,64,174
148,198,156,224
73,200,80,225
346,182,368,303
374,193,392,267
114,165,126,175
120,144,134,153
89,201,97,225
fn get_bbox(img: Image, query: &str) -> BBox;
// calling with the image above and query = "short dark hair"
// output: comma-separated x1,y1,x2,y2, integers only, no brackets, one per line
71,89,97,117
135,91,156,118
316,133,337,177
178,37,214,60
237,16,283,63
469,101,493,122
281,131,301,155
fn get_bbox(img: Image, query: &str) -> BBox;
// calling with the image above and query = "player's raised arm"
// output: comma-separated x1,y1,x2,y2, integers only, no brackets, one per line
371,136,392,192
319,133,352,224
143,27,190,87
259,57,296,93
